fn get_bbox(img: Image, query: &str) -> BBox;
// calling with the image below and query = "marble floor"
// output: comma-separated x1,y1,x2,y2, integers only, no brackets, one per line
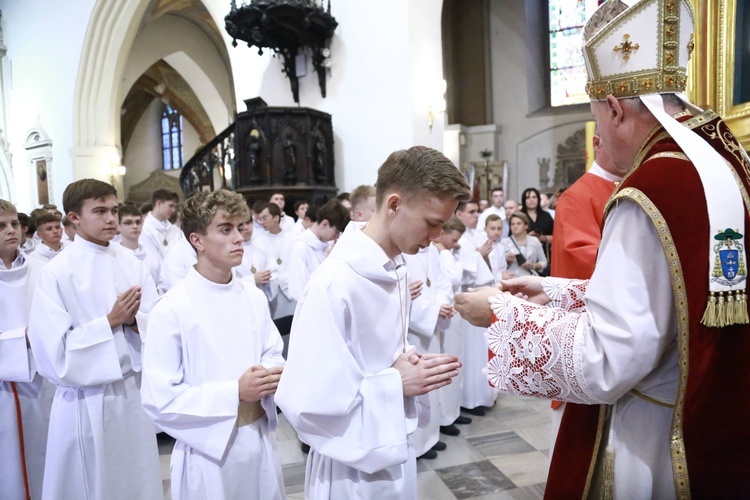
158,393,553,499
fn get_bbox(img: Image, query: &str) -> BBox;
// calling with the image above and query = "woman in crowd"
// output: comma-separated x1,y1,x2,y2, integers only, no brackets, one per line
501,211,546,278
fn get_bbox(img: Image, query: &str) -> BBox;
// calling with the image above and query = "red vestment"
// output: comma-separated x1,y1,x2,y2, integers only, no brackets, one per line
544,110,750,498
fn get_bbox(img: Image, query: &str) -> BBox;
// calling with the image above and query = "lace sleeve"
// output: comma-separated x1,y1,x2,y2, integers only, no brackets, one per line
483,294,605,405
541,277,588,312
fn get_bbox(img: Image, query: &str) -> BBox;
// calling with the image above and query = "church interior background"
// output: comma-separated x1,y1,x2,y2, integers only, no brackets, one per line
0,0,747,211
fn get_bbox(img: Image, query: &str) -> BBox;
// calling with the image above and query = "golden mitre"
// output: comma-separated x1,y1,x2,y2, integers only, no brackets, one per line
582,0,695,101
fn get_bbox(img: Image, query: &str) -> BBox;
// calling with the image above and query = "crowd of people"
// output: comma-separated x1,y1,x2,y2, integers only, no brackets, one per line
2,144,567,499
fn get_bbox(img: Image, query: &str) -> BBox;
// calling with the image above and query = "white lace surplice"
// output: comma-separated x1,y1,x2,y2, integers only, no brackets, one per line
482,201,680,498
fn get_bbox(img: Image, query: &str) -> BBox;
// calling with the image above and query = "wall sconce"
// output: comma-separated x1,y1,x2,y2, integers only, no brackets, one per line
107,162,127,186
428,79,448,131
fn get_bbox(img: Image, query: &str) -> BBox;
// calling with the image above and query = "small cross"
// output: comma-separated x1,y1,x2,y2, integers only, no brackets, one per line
613,34,639,61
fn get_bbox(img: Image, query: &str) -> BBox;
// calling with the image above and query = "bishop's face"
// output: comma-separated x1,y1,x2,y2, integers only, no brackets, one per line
390,195,457,255
70,195,119,246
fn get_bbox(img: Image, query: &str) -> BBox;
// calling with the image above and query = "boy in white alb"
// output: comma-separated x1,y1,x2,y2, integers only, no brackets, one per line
454,200,498,415
140,188,182,263
287,198,350,302
432,217,469,437
276,146,468,498
28,213,64,264
27,179,162,500
0,200,54,500
255,202,296,335
483,214,507,282
141,189,285,499
234,213,272,288
403,240,455,459
115,204,160,283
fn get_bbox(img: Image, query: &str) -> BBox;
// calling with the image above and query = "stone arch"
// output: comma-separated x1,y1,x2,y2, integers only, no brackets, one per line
72,0,235,180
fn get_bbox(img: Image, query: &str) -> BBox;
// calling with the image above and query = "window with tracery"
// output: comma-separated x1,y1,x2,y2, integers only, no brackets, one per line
161,104,183,170
548,0,603,107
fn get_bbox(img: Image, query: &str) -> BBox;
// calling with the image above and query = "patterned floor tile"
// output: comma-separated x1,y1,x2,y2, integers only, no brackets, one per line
435,460,515,499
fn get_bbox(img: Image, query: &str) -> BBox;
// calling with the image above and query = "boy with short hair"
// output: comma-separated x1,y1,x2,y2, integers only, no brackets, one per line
276,146,468,498
29,213,63,264
141,188,182,261
27,179,162,500
0,199,53,500
116,204,160,283
141,190,285,499
18,212,37,254
61,215,75,244
349,184,376,222
287,198,350,302
235,212,272,288
483,213,507,282
290,198,309,236
433,217,469,436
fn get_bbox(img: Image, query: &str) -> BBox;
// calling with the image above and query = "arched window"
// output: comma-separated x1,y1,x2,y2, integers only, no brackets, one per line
548,0,602,107
161,104,183,170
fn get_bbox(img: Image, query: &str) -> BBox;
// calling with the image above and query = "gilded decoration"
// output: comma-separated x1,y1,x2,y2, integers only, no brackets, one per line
689,0,750,149
613,34,640,60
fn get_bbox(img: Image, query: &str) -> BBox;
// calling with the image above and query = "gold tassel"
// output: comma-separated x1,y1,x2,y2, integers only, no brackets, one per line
726,292,736,325
712,250,723,277
701,292,717,327
718,292,727,327
738,291,750,324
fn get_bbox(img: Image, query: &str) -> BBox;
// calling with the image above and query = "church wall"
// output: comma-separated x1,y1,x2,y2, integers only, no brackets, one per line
225,0,445,191
122,98,201,199
0,0,96,211
488,0,591,201
122,14,234,134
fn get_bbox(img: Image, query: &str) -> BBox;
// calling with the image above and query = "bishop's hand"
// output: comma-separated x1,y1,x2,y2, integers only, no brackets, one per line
499,276,549,305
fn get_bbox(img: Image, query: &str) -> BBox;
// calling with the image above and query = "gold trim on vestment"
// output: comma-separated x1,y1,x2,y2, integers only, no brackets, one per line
609,187,691,499
630,388,675,407
582,405,609,499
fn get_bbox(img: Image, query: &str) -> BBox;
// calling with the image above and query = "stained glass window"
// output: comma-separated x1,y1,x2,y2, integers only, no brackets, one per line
549,0,602,107
161,105,183,170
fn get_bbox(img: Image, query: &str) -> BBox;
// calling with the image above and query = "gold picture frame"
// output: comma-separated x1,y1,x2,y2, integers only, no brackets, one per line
690,0,750,148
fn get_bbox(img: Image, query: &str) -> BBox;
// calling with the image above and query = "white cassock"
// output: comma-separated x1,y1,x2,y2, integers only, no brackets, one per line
27,237,162,500
286,228,328,302
404,245,452,455
157,236,197,293
1,252,54,500
141,268,286,500
140,212,183,261
485,203,678,498
487,239,508,283
457,227,498,409
114,241,160,285
279,213,296,233
27,243,62,265
436,247,464,426
275,227,425,499
233,238,271,290
290,218,305,237
20,238,36,254
255,230,296,319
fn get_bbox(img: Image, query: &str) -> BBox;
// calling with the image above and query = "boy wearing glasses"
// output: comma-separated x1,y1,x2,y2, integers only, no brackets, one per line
116,204,160,284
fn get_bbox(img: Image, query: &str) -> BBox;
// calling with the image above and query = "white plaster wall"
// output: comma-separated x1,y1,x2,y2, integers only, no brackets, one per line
227,0,445,190
122,14,234,133
122,98,201,196
0,0,96,211
489,0,592,201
